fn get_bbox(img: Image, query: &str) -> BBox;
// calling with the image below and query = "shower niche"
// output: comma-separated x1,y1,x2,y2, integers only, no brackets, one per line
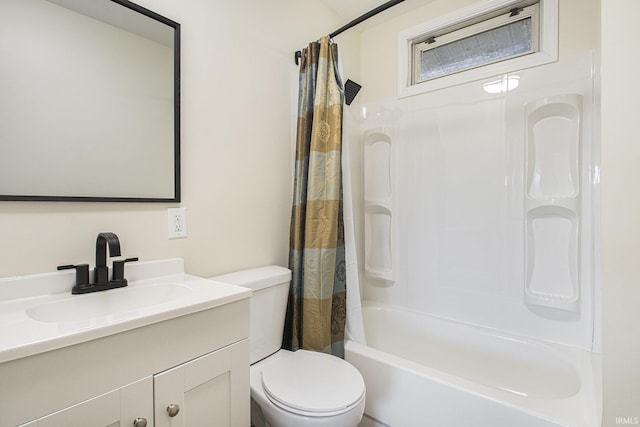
524,94,583,312
364,130,394,285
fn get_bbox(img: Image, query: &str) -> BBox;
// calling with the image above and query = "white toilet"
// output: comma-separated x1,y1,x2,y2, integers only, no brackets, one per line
211,266,365,427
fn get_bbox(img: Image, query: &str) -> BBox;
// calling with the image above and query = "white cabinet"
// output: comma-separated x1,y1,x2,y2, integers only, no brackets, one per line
18,377,152,427
154,340,249,427
18,340,248,427
5,299,250,427
20,340,249,427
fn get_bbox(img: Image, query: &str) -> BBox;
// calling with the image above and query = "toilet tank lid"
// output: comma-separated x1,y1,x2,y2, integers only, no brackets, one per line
209,265,291,291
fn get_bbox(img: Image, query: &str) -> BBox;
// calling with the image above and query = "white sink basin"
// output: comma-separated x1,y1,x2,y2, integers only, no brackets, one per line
0,258,251,364
26,283,192,323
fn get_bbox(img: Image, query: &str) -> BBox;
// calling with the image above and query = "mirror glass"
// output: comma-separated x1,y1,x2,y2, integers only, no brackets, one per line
0,0,180,202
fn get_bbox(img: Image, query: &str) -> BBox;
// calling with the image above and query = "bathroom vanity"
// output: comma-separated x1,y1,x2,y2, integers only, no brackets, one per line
0,259,251,427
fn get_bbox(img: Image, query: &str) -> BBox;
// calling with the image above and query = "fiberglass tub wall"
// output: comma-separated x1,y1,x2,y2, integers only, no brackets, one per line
360,51,597,350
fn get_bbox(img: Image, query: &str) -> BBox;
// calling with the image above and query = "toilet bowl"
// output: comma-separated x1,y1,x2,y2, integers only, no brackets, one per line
251,349,365,427
210,266,365,427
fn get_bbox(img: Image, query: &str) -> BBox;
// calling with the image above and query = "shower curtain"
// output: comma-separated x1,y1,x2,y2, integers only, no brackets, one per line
283,36,346,357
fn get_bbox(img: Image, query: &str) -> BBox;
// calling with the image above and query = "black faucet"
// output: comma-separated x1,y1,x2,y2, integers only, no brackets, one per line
57,232,138,294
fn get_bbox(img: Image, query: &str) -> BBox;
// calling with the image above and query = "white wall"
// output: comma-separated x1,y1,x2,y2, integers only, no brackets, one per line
0,0,360,279
601,0,640,424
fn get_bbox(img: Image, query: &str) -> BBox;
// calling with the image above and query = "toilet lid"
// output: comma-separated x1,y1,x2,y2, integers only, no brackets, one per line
261,350,365,417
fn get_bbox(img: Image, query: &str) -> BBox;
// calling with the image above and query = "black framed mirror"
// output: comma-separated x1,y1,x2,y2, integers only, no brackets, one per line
0,0,180,202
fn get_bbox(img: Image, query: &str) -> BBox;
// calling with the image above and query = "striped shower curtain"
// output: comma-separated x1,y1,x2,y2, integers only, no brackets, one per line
283,36,346,357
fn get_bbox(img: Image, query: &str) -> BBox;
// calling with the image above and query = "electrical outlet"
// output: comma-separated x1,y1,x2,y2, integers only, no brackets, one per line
168,207,187,239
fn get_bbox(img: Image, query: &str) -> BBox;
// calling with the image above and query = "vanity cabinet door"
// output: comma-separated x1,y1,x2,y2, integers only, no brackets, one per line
29,377,152,427
154,339,249,427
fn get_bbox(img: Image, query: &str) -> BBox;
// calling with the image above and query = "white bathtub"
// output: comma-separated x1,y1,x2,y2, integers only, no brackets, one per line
345,303,601,427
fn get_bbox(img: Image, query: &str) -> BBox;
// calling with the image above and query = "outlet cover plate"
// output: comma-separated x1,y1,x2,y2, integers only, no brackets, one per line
168,207,187,239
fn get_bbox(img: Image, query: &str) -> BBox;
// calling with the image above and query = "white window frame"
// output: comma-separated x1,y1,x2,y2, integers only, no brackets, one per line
398,0,558,98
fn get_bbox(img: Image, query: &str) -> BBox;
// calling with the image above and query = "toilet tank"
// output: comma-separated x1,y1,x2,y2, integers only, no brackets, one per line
210,266,291,364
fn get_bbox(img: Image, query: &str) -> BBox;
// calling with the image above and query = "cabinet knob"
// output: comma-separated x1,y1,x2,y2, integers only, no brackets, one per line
167,403,181,417
133,418,148,427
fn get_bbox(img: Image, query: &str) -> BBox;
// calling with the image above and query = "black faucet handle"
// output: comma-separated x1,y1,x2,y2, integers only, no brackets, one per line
112,257,139,283
57,264,90,294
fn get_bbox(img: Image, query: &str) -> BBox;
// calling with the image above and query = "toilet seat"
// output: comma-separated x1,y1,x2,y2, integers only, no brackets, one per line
260,350,365,417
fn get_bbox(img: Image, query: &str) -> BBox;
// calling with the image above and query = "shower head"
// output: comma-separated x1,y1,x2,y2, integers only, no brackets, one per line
344,79,362,106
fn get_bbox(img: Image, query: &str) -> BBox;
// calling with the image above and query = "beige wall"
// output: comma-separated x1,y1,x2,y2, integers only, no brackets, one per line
601,0,640,424
0,0,359,279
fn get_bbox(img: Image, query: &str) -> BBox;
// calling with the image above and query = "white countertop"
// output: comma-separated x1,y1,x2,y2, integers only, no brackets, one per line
0,259,251,364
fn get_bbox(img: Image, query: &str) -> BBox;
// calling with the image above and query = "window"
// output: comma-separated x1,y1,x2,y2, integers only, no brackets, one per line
398,0,557,97
412,4,539,84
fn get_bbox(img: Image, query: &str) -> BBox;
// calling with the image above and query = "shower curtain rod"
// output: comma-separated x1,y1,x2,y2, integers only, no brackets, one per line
294,0,406,65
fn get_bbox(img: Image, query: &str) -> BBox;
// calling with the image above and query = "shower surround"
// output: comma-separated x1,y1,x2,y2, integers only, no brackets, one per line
346,48,601,426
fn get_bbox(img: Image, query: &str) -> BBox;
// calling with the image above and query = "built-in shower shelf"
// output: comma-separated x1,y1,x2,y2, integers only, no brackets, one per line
365,200,392,211
526,95,581,199
365,270,394,284
526,197,579,211
524,94,583,312
364,132,393,203
525,290,579,311
364,129,394,287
